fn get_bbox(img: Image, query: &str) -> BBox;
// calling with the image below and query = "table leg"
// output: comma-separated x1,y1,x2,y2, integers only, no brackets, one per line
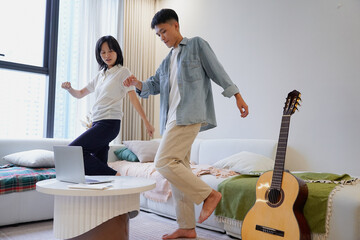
67,213,129,240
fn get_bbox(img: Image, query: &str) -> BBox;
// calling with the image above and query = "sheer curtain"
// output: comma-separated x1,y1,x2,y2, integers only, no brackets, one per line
121,0,156,141
55,0,122,139
55,0,156,143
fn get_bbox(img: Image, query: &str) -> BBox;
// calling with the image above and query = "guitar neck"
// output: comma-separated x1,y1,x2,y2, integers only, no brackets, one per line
271,115,291,190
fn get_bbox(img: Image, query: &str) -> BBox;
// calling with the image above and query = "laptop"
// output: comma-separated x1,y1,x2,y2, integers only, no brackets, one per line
53,146,113,184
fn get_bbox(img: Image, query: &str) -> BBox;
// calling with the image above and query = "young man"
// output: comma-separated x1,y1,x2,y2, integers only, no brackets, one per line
123,8,249,239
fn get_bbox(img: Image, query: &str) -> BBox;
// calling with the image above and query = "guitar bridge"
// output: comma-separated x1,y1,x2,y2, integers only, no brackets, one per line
255,225,285,237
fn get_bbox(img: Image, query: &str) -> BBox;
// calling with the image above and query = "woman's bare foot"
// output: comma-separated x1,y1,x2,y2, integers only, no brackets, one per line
115,172,121,176
162,228,196,239
197,189,222,223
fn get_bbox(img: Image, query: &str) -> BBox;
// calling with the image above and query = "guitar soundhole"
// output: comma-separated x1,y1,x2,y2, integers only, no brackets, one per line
266,188,284,207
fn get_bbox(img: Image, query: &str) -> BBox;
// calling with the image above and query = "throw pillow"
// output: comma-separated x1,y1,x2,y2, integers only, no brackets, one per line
212,151,274,174
113,147,139,162
3,149,55,168
123,140,160,163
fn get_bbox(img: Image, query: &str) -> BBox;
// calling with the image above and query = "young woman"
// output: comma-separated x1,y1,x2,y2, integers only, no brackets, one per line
62,35,154,176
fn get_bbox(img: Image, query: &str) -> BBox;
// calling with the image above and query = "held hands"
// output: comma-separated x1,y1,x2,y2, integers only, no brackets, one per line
123,75,141,90
235,93,249,118
61,82,72,90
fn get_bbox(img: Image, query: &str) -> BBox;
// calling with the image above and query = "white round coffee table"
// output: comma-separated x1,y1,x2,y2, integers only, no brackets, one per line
36,176,155,240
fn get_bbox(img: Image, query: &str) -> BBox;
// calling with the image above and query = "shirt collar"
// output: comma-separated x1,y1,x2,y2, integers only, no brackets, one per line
171,37,187,53
179,37,188,46
101,64,121,76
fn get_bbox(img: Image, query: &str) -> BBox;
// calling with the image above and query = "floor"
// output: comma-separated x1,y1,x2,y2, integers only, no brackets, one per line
0,211,238,240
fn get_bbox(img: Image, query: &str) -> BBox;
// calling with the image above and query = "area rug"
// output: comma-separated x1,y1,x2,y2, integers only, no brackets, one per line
0,211,235,240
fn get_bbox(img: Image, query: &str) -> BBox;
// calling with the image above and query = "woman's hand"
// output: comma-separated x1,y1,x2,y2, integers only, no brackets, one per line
61,82,72,90
61,82,89,99
145,123,155,138
128,90,154,136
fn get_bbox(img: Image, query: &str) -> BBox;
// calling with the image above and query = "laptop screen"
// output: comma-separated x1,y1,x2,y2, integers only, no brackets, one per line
53,146,86,183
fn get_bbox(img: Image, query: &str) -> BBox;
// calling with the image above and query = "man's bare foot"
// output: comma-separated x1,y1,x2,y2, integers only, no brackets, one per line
197,189,222,223
162,228,196,239
115,172,121,176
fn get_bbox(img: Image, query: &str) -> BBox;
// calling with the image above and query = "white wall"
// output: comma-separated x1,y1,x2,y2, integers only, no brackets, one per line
154,0,360,176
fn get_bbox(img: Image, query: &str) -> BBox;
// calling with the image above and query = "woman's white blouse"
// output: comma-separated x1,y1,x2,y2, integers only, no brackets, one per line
86,65,135,122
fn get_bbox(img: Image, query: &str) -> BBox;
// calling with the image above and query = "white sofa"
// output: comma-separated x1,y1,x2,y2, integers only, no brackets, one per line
1,138,359,240
0,138,68,226
0,138,120,227
112,138,360,240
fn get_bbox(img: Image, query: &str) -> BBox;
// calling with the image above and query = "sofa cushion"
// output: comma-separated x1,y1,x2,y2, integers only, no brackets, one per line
2,149,55,167
197,139,277,166
113,147,139,162
212,151,274,174
123,140,160,163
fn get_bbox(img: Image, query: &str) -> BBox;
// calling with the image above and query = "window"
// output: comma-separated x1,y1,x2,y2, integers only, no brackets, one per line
0,69,47,137
0,0,47,66
0,0,121,139
0,0,59,138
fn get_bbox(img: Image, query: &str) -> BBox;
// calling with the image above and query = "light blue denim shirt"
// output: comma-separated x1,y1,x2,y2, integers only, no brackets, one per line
137,37,239,135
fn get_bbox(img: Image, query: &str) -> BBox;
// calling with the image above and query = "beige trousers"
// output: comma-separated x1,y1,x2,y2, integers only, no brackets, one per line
154,121,213,229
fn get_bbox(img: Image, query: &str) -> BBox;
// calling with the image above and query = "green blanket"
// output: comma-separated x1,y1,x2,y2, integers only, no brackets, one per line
215,172,355,233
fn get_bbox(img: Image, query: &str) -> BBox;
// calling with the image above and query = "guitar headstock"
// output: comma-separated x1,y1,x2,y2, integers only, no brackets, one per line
283,90,301,115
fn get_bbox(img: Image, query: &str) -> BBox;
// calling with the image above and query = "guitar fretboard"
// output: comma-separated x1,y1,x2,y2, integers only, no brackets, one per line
271,115,291,190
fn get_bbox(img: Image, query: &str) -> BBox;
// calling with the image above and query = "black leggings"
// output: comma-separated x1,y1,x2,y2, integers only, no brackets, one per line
69,119,120,175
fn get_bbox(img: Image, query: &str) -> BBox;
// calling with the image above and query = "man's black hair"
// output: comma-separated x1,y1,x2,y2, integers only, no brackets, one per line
95,35,123,70
151,8,179,29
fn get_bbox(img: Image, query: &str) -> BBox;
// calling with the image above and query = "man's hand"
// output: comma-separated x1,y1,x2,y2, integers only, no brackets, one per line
123,75,142,90
235,93,249,118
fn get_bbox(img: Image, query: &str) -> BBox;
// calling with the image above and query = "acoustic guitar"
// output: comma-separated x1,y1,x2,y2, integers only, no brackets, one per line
241,90,311,240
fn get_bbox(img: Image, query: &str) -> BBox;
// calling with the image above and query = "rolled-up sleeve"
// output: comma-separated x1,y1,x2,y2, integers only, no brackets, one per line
138,82,150,98
137,69,162,98
222,84,240,98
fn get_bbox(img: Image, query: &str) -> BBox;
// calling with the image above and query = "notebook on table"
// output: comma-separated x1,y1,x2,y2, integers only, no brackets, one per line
53,146,113,184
